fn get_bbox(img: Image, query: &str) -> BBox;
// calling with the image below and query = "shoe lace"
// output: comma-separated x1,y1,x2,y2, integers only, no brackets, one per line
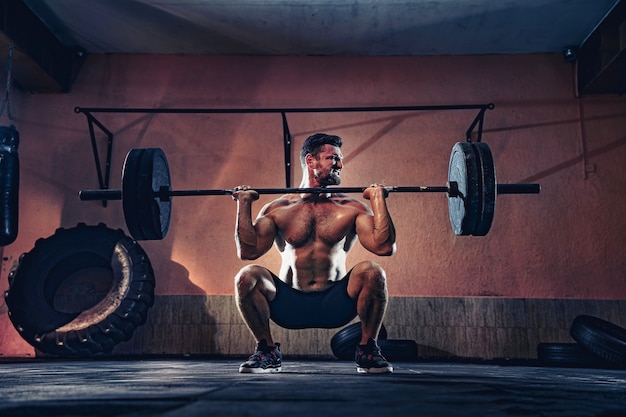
358,343,387,362
248,345,279,362
247,349,266,361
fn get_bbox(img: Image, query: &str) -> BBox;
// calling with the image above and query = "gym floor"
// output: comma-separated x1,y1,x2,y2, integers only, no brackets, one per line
0,357,625,417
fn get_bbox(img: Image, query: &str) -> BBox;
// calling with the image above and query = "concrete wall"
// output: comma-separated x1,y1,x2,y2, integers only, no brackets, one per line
1,53,625,358
110,295,626,360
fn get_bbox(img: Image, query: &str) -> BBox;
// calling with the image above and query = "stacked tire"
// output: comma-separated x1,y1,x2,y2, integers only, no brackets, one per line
537,315,626,368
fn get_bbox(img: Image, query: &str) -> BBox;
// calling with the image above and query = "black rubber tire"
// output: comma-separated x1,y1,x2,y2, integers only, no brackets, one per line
330,322,388,360
570,315,626,367
378,339,419,361
4,223,155,357
537,342,615,368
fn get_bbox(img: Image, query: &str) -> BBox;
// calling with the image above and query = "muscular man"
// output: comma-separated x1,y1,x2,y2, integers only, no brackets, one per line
232,133,396,374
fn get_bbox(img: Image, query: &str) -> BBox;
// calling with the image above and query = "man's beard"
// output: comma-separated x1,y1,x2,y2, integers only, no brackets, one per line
320,169,341,186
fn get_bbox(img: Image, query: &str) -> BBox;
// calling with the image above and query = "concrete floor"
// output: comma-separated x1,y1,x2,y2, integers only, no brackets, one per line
0,358,625,417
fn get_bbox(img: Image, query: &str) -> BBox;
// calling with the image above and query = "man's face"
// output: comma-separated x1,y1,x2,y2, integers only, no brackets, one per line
310,144,343,186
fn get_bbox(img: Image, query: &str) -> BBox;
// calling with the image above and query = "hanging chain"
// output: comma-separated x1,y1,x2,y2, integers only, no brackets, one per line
0,45,14,126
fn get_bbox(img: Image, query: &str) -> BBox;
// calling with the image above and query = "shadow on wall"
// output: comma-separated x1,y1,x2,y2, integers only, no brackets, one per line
111,260,219,356
521,134,626,183
112,292,220,356
418,345,455,357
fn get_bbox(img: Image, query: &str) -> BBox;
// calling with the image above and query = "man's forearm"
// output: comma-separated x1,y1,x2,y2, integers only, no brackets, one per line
235,202,257,250
371,195,396,248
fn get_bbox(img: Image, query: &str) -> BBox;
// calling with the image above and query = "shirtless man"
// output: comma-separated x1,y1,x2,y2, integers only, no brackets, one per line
232,133,396,374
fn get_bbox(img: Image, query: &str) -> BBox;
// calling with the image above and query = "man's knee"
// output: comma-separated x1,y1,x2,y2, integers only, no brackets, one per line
356,260,386,281
349,261,387,295
235,265,274,296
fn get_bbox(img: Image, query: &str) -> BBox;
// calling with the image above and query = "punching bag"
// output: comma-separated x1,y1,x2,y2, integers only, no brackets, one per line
0,125,19,246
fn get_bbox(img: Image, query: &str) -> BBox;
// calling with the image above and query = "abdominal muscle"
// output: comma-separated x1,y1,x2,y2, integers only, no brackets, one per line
278,239,348,292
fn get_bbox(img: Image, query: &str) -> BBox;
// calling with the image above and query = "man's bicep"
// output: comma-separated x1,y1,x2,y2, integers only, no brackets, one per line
354,212,377,250
253,215,277,252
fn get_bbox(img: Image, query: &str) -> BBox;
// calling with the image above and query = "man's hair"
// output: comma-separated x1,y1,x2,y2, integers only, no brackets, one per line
300,133,343,167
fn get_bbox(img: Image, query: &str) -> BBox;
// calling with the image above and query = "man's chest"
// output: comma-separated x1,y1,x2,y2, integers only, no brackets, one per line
272,201,357,246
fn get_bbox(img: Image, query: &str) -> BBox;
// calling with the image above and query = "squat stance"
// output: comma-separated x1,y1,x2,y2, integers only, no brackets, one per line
233,133,396,374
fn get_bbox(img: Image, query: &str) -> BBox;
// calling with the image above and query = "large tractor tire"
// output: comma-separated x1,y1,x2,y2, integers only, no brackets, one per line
4,223,155,357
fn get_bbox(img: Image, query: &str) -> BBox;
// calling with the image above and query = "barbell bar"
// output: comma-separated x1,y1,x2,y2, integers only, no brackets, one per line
78,143,541,240
79,184,539,201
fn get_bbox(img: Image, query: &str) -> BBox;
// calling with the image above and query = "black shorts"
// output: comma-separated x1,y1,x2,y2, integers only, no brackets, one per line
268,271,358,329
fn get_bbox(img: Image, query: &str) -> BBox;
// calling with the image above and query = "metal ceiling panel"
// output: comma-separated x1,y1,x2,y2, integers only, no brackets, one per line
23,0,620,56
0,0,621,92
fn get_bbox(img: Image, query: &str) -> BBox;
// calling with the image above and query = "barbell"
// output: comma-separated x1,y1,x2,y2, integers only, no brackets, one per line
79,142,540,240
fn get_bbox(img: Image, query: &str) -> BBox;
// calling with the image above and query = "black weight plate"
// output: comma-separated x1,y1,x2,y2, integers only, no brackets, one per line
471,142,496,236
447,142,480,236
378,339,419,361
330,322,388,360
122,148,171,240
149,149,172,239
122,149,143,240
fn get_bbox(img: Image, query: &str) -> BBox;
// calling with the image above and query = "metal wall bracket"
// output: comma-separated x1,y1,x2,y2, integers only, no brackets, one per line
74,103,494,200
75,108,114,207
465,103,495,142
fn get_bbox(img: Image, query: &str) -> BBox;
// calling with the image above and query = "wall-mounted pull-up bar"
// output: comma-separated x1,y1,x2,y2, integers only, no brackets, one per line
74,103,495,206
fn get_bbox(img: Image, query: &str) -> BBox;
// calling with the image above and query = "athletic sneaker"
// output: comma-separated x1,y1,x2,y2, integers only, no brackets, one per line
239,339,282,374
355,338,394,374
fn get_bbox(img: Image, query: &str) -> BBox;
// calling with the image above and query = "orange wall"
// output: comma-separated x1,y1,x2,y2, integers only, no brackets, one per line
1,53,625,354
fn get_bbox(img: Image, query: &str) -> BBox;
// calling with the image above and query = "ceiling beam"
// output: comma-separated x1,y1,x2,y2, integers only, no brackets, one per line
577,0,626,96
0,0,86,93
